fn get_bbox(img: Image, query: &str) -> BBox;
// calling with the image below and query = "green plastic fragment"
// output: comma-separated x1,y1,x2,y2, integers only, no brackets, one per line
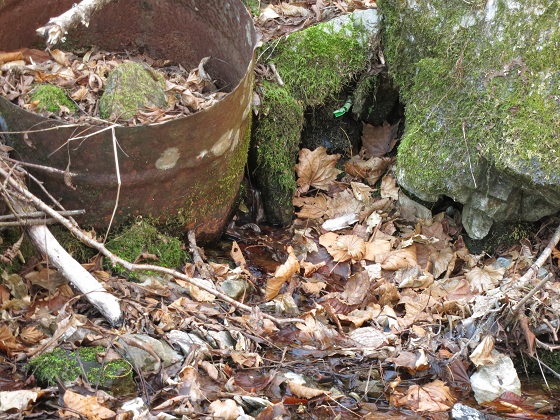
333,97,353,117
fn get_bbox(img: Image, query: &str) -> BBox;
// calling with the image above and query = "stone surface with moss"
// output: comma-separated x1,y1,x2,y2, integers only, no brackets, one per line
253,10,377,224
379,0,560,239
29,346,135,396
105,219,185,277
99,61,167,121
30,84,76,114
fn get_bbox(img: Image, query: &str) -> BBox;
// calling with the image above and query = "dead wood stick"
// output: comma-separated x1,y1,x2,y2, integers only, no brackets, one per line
26,225,122,325
0,209,84,221
515,222,560,289
0,166,303,325
36,0,116,46
1,156,77,177
511,273,552,316
0,169,122,325
0,218,73,227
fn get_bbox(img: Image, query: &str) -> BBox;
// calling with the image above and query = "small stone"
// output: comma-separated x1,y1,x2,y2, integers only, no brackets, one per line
99,61,167,121
451,403,488,420
118,333,182,374
166,330,211,356
220,279,249,300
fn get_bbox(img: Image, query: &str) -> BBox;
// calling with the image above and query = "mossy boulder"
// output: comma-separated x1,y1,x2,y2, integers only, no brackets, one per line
99,61,167,121
252,10,377,224
29,346,135,396
379,0,560,239
30,84,76,114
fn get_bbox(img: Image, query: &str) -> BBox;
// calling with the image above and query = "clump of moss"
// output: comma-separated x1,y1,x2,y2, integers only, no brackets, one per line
252,81,304,225
30,84,77,114
242,0,261,16
29,346,134,395
380,0,560,207
105,219,185,277
464,221,535,255
268,18,370,108
50,226,97,263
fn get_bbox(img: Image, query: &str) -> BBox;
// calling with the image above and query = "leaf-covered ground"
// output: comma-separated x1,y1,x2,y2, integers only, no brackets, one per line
1,1,560,419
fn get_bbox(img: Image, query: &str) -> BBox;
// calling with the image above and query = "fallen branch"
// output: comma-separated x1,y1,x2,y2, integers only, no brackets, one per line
0,209,84,221
0,167,122,325
36,0,116,46
0,166,304,325
504,222,560,326
27,224,122,325
515,222,560,289
0,217,79,227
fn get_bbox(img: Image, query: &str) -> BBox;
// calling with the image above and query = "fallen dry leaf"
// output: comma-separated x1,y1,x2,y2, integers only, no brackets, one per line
380,174,399,200
276,3,311,17
207,399,241,420
344,155,392,185
60,390,116,419
466,265,505,293
230,241,247,269
0,389,40,413
174,278,216,302
288,381,329,399
295,147,341,194
348,326,390,348
265,246,300,301
470,335,497,367
0,51,23,65
300,279,327,294
361,122,399,158
293,194,328,219
393,380,455,413
319,232,366,262
380,245,417,270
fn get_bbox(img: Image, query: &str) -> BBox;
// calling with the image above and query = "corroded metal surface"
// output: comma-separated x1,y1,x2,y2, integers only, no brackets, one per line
0,0,257,242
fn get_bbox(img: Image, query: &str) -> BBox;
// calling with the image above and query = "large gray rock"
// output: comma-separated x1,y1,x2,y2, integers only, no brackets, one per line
379,0,560,238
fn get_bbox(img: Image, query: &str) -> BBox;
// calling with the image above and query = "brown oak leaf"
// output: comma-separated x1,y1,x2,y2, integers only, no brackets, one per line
295,147,341,194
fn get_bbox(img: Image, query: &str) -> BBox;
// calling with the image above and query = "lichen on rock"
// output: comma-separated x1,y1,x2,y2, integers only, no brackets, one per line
99,61,167,121
380,0,560,238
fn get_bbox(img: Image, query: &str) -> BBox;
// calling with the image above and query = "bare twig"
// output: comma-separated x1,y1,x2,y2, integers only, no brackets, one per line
1,156,77,176
103,127,121,243
0,217,78,227
0,209,85,221
36,0,116,46
0,166,122,324
0,165,303,325
515,222,560,289
507,273,552,324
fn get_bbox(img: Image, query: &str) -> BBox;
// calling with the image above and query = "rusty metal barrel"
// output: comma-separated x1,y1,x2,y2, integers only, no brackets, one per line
0,0,257,242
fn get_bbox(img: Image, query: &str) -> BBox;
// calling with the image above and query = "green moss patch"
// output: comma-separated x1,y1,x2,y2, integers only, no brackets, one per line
268,18,370,107
30,84,76,114
29,346,135,395
105,220,185,277
252,81,304,224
